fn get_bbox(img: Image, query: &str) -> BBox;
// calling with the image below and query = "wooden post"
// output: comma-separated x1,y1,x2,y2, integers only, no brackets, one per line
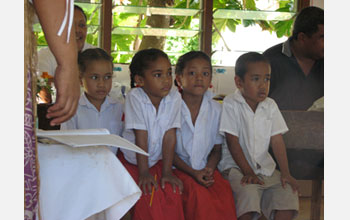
297,0,310,11
101,0,112,54
200,0,213,57
311,180,323,220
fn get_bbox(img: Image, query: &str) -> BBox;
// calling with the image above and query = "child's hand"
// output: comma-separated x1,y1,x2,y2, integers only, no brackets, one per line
241,173,264,186
280,173,299,194
194,168,215,188
161,172,183,194
139,171,158,195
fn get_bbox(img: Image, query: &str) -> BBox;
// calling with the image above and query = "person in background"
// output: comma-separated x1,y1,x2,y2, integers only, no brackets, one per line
219,52,299,220
118,48,184,220
37,4,94,103
172,51,237,220
60,48,123,156
263,6,324,110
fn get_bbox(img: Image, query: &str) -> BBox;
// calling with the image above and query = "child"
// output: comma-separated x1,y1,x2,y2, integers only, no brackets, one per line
172,51,237,220
61,48,123,155
219,52,299,220
118,48,184,220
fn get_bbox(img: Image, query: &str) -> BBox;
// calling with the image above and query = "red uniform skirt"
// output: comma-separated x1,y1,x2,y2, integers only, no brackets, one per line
173,169,237,220
118,152,185,220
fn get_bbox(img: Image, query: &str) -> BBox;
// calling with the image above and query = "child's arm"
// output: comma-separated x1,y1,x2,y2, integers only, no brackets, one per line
270,134,299,193
161,128,183,193
202,144,222,184
226,133,264,185
134,129,157,195
173,154,214,187
206,144,222,171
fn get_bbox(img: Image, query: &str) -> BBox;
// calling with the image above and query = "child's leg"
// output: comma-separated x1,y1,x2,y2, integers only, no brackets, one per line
260,170,299,220
225,167,263,220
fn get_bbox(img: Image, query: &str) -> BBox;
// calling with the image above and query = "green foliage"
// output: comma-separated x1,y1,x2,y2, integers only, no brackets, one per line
35,0,296,64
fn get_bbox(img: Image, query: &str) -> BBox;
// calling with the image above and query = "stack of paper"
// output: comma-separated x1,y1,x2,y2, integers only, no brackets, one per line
37,128,148,156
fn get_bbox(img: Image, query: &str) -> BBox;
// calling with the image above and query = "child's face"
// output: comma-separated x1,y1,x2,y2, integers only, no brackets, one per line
176,58,212,97
81,60,113,108
235,61,271,111
135,57,172,105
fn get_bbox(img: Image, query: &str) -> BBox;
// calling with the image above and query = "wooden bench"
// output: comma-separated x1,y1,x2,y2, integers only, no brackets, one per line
282,111,324,220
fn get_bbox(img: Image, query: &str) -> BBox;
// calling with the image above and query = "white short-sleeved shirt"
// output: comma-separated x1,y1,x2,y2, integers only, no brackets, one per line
176,91,223,170
60,93,124,154
121,87,181,167
37,42,95,77
219,90,288,176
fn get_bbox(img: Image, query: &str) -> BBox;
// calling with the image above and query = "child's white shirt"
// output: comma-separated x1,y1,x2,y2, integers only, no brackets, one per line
60,93,124,154
176,91,223,170
219,90,288,176
121,87,181,167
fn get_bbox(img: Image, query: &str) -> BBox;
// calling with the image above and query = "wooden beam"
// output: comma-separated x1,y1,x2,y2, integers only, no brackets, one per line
101,0,112,54
200,0,213,57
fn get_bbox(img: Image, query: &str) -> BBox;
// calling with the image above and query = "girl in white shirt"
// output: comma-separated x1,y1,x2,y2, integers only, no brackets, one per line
61,48,124,155
119,48,184,220
173,51,237,220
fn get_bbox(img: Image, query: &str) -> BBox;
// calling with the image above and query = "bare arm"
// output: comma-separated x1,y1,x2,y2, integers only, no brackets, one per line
206,144,222,170
33,0,80,125
162,128,183,193
226,133,264,185
134,129,157,194
270,134,299,192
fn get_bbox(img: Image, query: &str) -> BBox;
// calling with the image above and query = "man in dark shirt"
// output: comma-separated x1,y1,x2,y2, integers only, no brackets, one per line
263,6,324,110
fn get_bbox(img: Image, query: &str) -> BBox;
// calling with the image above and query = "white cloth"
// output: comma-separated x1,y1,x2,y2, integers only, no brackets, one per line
218,90,288,176
37,42,95,76
175,91,223,170
60,93,124,155
121,87,181,167
38,143,141,220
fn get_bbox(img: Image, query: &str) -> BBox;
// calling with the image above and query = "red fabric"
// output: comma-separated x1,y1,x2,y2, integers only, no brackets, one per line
118,152,185,220
173,169,237,220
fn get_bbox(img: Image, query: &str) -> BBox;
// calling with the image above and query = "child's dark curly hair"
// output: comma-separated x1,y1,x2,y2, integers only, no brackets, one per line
78,48,113,75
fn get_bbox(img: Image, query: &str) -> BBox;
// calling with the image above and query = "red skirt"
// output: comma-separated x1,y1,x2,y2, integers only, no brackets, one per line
118,152,185,220
173,169,237,220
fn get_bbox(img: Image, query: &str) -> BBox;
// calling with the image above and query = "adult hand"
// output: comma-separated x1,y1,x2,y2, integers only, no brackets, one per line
46,63,80,126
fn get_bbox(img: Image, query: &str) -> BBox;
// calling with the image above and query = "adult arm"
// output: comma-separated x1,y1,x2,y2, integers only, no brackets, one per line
225,133,264,185
270,134,299,192
33,0,80,126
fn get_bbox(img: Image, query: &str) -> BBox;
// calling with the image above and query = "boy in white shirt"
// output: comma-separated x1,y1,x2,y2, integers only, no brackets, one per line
219,52,299,220
61,48,123,155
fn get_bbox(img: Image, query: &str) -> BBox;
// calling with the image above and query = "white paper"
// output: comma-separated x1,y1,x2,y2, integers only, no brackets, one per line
37,129,148,156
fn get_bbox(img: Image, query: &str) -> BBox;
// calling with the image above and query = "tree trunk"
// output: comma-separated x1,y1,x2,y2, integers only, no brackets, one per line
138,0,173,50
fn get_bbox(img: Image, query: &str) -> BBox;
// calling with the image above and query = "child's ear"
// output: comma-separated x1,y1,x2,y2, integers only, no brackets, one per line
175,74,182,87
79,73,84,86
134,75,144,87
234,75,243,89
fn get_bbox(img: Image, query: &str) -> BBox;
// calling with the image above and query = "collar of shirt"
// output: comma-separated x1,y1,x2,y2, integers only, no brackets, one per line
80,93,117,112
181,90,214,130
282,38,293,57
136,87,178,106
232,90,269,112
